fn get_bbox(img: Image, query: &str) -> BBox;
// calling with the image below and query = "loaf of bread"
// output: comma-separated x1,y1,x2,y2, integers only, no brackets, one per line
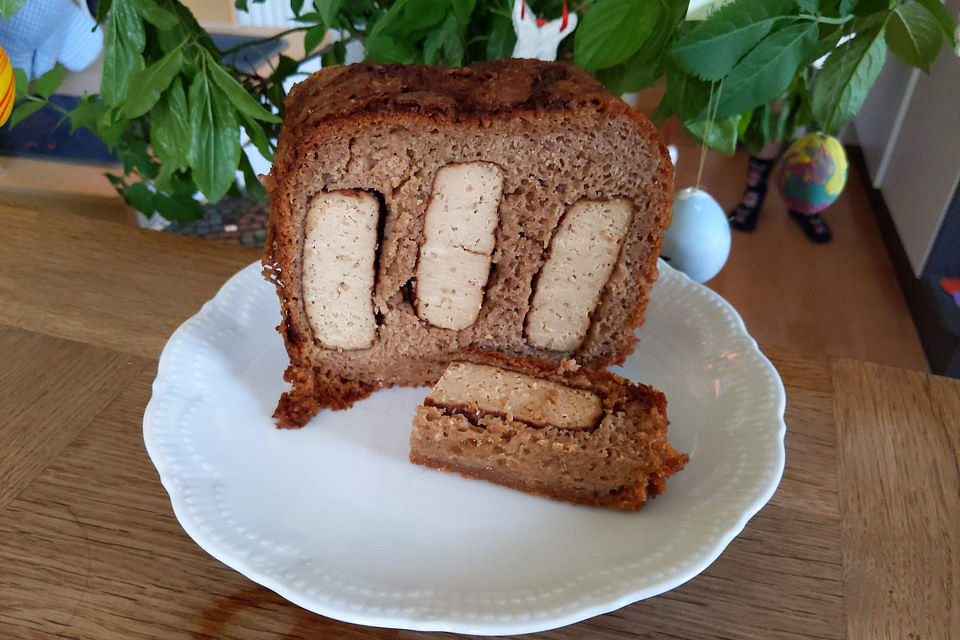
263,60,674,428
409,354,688,510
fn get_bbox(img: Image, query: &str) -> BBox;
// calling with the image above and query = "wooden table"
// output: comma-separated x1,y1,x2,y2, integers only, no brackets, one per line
1,204,957,639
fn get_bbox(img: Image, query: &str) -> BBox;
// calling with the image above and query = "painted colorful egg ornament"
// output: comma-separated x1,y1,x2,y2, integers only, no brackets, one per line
777,132,848,215
0,45,14,127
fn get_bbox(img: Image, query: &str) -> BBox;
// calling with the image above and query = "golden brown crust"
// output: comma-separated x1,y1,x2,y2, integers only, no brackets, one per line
409,450,671,510
280,60,611,131
263,60,674,428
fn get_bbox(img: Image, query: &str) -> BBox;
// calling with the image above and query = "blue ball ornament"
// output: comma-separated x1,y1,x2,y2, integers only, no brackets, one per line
661,187,731,283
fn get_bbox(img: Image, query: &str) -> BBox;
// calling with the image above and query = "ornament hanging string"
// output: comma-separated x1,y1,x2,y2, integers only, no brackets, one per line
696,78,725,191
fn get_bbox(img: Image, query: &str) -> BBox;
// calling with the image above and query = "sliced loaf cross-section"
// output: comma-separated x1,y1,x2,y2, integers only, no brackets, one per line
264,60,674,428
409,357,688,510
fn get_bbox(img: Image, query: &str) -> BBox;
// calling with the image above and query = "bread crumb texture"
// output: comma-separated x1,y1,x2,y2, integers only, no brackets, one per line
410,354,688,510
264,60,674,428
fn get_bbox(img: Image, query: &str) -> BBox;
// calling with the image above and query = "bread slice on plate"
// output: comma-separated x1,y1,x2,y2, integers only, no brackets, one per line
263,59,674,428
409,354,688,510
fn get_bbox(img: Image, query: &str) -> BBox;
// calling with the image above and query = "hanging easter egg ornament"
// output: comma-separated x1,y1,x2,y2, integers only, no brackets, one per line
511,0,577,61
0,45,14,127
661,187,731,283
777,132,848,215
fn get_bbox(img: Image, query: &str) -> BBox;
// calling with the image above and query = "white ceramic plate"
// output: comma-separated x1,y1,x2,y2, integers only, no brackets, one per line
144,260,785,635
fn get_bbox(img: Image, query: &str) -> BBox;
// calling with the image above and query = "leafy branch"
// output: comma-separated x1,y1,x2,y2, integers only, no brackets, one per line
3,0,958,225
653,0,957,153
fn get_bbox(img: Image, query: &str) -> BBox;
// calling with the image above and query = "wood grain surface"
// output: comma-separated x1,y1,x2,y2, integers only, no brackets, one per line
1,202,957,639
0,206,258,359
672,137,929,373
833,360,959,640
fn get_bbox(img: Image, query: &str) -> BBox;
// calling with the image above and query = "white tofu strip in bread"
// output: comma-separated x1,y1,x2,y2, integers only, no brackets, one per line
416,162,504,330
302,190,380,350
525,198,634,351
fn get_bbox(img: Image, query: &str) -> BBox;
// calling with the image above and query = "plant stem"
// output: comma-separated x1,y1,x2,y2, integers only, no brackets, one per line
799,14,854,24
218,27,310,57
25,94,72,118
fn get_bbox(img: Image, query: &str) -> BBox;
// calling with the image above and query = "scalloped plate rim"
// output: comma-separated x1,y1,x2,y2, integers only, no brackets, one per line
143,259,786,635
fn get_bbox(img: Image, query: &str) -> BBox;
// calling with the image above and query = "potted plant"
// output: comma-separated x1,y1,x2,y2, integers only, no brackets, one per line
2,0,956,222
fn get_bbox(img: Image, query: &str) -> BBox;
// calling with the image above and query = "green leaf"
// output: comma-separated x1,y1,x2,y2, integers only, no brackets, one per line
596,0,689,93
95,0,113,23
485,15,516,60
292,0,304,15
811,25,886,132
105,173,126,188
852,0,893,16
154,161,177,194
713,22,819,119
597,48,662,94
6,101,44,128
366,35,418,64
743,101,773,150
150,76,191,170
117,132,158,177
167,168,200,196
293,11,324,23
810,24,845,60
95,106,128,147
35,65,65,98
818,0,859,17
638,0,690,57
169,1,219,56
321,40,347,66
791,72,815,131
304,24,328,53
424,13,463,65
737,108,752,136
13,68,28,99
887,0,944,71
102,3,146,105
270,54,300,81
123,47,184,118
684,113,742,155
124,181,157,216
204,52,281,123
188,71,242,202
914,0,957,45
314,0,344,27
671,0,797,81
118,1,147,53
0,0,27,21
837,0,858,13
154,192,205,222
654,59,713,123
128,0,177,29
239,152,267,201
575,0,660,71
364,0,449,63
367,0,445,45
774,94,800,142
68,95,108,133
450,0,475,26
239,110,274,162
158,12,191,54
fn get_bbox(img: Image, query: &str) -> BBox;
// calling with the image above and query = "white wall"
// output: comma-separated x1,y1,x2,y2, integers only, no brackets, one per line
854,1,960,276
